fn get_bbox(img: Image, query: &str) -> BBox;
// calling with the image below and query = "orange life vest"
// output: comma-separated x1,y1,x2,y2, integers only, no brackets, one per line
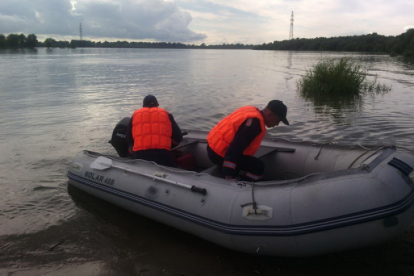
207,106,266,157
132,107,172,151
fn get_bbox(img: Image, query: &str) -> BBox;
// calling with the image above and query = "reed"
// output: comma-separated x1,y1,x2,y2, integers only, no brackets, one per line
297,57,390,101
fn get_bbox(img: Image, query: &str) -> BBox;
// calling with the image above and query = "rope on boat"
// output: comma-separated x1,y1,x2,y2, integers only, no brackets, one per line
314,142,392,162
240,182,258,214
252,182,258,214
314,143,332,160
312,143,391,170
395,146,414,153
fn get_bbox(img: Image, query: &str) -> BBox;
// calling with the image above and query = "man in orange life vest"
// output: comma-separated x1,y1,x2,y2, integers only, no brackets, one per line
129,95,183,167
207,100,289,181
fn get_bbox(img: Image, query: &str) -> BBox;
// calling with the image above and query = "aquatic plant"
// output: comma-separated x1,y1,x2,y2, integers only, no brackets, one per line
298,57,390,98
297,57,391,118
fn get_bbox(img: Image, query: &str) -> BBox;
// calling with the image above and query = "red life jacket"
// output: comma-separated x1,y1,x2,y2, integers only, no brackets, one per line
207,106,266,157
132,107,172,151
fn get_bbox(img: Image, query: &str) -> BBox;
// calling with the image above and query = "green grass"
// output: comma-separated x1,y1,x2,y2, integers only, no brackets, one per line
297,57,391,105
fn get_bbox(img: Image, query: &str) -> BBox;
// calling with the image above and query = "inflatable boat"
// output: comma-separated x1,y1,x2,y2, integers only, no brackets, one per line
67,127,414,257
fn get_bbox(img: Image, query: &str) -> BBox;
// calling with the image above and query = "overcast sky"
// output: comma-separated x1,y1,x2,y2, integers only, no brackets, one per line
1,0,413,45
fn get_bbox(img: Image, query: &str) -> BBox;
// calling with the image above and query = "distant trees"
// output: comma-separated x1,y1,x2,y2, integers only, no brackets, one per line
253,29,414,58
6,34,24,48
43,38,71,48
1,29,413,57
26,34,38,48
0,34,5,48
0,33,254,50
66,40,254,49
0,33,38,48
44,38,55,48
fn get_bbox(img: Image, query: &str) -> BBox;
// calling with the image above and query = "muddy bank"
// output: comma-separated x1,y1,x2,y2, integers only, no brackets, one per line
2,187,414,276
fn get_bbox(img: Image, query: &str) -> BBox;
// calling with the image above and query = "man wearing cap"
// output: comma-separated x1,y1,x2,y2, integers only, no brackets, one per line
207,100,289,181
129,94,182,167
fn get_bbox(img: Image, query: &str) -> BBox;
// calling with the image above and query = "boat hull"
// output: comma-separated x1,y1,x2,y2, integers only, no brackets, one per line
67,130,414,256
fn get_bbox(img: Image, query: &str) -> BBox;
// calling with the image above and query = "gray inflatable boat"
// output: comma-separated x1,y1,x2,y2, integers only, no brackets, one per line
67,129,414,256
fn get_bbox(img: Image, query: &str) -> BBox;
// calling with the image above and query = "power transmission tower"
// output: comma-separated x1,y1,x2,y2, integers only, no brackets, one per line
289,11,294,40
79,23,83,41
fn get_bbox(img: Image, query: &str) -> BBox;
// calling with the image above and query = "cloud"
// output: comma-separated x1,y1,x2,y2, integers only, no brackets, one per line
176,0,273,44
0,0,413,45
0,0,206,42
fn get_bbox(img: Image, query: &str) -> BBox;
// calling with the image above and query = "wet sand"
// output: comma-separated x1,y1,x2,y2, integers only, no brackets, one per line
2,185,414,276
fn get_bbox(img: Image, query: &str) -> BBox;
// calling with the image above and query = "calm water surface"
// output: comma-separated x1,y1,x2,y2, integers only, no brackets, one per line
1,48,414,275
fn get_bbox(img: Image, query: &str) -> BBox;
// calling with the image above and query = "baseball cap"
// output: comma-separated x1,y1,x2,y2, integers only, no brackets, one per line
267,100,289,125
143,95,159,107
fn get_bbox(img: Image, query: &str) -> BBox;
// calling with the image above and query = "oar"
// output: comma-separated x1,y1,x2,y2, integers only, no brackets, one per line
90,156,207,195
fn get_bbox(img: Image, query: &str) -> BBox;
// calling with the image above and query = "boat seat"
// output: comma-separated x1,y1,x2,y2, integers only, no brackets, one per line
254,146,296,158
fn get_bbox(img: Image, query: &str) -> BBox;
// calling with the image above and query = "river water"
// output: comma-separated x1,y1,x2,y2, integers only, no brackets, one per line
1,48,414,275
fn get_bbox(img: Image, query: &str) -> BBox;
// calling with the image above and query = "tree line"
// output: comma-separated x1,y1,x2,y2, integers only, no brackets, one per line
1,30,413,57
253,29,414,58
0,33,38,48
69,40,254,49
0,33,254,49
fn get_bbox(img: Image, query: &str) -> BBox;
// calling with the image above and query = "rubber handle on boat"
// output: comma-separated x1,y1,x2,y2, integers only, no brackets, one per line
191,186,207,195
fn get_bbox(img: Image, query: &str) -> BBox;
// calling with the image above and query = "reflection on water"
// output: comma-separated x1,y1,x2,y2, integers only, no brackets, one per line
400,57,414,70
286,51,293,69
300,89,365,116
0,48,38,55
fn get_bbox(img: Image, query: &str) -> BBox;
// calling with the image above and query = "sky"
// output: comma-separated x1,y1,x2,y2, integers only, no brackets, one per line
1,0,413,45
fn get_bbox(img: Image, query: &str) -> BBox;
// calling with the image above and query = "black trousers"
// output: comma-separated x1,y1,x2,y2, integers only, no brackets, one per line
207,145,264,181
133,149,177,167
